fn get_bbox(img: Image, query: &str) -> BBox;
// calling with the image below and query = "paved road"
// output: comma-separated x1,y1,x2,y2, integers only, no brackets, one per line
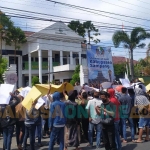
0,133,150,150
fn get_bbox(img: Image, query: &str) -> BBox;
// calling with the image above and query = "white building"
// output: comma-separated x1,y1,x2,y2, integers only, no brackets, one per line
2,22,88,87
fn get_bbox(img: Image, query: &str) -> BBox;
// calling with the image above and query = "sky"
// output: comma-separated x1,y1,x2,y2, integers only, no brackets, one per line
1,0,150,60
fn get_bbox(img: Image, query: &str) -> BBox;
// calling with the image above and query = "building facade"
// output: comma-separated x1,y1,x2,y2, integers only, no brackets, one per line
2,22,87,87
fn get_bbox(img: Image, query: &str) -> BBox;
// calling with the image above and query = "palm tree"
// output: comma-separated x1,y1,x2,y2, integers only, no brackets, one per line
6,26,27,63
0,11,14,56
112,27,149,79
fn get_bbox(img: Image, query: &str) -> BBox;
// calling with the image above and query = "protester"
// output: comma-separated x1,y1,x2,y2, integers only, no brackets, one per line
86,91,102,148
48,92,66,150
22,100,41,150
119,87,135,143
107,88,122,150
15,95,25,150
96,91,117,150
0,92,20,150
77,92,89,142
64,90,81,150
134,88,150,143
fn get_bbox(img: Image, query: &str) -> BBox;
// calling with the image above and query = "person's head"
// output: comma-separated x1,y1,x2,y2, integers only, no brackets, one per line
81,92,88,100
121,87,127,94
68,90,76,102
93,91,100,99
128,88,135,96
99,91,110,103
107,88,115,98
74,90,78,98
60,92,64,99
52,92,60,102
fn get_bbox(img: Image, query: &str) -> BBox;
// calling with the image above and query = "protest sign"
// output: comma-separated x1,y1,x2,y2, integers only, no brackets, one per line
22,86,42,110
101,82,112,89
35,97,45,110
119,78,130,87
0,84,15,104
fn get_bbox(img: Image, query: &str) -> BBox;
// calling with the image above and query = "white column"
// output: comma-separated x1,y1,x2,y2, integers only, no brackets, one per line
70,51,73,65
38,49,42,83
28,53,32,87
60,51,63,66
18,56,22,87
79,52,81,65
48,50,53,82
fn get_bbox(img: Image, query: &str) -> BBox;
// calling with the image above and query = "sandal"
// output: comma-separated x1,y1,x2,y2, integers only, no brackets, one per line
134,140,143,143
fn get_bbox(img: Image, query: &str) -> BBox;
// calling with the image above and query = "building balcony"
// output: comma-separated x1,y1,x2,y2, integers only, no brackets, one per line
53,64,76,72
23,61,60,70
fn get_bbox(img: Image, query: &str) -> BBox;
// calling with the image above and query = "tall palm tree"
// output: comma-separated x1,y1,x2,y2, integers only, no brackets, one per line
112,27,149,79
6,26,27,63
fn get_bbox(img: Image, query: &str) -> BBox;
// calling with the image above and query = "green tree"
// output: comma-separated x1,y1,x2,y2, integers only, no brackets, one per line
0,57,7,83
112,27,149,79
70,65,80,85
6,27,27,63
114,63,126,76
32,76,40,86
83,21,100,44
68,20,85,37
0,11,14,56
68,20,100,44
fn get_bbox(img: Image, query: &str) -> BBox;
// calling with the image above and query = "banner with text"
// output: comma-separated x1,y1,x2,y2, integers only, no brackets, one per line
87,45,114,84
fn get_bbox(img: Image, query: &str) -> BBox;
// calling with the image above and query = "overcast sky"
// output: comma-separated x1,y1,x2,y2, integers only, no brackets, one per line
1,0,150,60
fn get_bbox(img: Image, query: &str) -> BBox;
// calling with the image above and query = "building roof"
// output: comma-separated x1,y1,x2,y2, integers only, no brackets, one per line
24,31,35,37
26,22,84,42
112,56,138,64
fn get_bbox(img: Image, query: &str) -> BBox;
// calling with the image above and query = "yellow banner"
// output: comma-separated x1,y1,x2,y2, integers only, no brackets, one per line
35,83,74,95
22,86,42,110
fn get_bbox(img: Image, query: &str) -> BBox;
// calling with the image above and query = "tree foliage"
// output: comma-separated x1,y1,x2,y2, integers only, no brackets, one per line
68,20,100,44
32,76,40,86
114,63,126,76
112,27,150,79
0,11,14,56
6,27,27,63
70,65,80,85
0,57,7,83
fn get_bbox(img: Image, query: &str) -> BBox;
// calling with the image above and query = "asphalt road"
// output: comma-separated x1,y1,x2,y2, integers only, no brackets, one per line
0,133,150,150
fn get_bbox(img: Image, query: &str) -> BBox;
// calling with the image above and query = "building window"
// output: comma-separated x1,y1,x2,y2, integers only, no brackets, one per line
63,58,67,65
76,59,79,65
43,58,48,62
35,57,38,62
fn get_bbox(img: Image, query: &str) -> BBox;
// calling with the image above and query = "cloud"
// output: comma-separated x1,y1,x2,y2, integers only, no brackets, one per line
1,0,150,60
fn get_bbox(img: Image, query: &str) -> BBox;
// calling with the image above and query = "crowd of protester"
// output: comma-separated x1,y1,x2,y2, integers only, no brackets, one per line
0,78,150,150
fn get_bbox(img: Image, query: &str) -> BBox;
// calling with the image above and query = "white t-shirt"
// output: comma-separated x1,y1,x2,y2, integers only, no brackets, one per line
86,98,102,124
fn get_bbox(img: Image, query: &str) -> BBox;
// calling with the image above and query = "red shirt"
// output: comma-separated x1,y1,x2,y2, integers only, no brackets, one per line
108,89,120,121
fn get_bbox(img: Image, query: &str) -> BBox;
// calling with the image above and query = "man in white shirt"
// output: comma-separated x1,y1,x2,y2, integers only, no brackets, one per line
86,91,102,148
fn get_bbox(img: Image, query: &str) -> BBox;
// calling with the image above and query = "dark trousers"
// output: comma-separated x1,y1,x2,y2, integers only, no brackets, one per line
16,121,25,146
49,127,64,150
44,119,49,134
82,118,89,141
23,124,35,150
102,125,117,150
133,118,139,134
3,125,14,150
